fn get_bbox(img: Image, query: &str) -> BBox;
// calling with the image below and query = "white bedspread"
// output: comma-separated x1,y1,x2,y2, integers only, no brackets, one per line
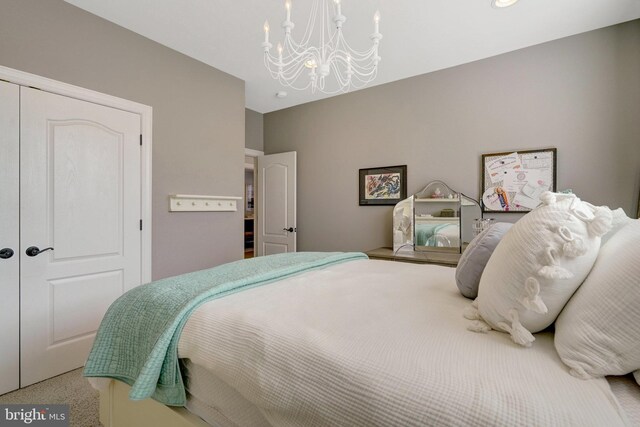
178,259,632,426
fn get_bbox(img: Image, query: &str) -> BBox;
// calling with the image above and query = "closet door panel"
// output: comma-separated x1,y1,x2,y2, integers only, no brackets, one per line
20,87,141,387
51,122,123,259
0,81,20,395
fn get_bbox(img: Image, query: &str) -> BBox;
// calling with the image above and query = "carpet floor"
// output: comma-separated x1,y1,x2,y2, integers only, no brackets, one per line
0,368,100,426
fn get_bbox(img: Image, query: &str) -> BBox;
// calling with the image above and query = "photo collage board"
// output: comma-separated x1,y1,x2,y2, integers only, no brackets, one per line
481,148,557,213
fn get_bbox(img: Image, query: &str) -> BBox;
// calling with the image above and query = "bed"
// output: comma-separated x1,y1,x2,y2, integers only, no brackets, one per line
415,221,460,247
88,255,640,427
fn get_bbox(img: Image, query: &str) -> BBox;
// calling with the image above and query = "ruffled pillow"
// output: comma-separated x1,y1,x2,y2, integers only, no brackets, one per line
555,220,640,379
464,192,611,347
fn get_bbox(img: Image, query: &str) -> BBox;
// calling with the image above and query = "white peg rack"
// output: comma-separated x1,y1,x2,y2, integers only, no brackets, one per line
169,194,242,212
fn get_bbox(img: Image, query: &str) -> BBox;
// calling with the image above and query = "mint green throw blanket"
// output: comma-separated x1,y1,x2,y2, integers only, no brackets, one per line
83,251,367,406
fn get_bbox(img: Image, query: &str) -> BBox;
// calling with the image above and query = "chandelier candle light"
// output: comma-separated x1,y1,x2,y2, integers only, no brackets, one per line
262,0,382,94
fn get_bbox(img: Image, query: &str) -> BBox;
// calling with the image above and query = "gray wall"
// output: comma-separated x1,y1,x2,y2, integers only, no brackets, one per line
265,20,640,253
0,0,245,280
245,109,264,151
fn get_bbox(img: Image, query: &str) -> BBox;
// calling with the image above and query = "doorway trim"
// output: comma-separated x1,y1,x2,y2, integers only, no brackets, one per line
245,149,263,256
0,66,153,283
245,148,264,158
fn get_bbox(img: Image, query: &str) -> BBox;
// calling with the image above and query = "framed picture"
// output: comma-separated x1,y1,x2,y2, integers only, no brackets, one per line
359,165,407,206
481,148,557,213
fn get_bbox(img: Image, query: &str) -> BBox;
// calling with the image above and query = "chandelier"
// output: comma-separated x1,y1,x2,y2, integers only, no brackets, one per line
262,0,382,94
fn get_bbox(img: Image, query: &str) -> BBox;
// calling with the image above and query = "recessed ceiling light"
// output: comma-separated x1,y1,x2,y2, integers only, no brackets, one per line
276,91,288,98
492,0,519,8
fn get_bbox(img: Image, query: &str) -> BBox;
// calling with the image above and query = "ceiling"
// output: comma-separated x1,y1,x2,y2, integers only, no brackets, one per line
64,0,640,113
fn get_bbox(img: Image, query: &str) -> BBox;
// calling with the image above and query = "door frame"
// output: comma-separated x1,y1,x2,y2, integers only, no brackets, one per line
0,66,153,283
245,148,263,256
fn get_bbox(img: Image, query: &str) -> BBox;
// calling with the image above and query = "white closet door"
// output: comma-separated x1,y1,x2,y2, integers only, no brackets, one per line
0,81,20,395
20,87,142,386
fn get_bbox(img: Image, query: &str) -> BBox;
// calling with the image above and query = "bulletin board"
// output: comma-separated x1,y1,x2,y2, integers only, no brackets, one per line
481,148,557,213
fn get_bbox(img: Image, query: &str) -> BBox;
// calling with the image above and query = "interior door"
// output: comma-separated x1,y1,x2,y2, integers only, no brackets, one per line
20,87,142,386
256,152,297,256
0,80,20,395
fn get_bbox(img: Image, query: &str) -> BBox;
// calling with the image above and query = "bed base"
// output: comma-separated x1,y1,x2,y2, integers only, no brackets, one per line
99,380,209,427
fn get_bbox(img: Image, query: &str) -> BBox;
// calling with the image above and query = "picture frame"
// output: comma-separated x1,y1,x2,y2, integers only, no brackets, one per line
481,148,557,213
359,165,407,206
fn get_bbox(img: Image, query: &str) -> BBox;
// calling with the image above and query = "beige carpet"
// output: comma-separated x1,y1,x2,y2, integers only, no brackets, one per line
0,368,100,426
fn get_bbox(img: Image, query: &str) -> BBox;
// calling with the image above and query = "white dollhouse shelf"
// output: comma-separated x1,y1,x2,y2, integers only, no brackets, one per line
414,198,460,203
169,194,242,212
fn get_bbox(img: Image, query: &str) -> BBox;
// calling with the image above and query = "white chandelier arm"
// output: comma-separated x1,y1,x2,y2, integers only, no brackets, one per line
283,36,308,58
312,79,351,95
330,62,350,88
265,59,306,83
335,33,379,60
265,52,321,91
273,50,314,69
341,61,378,82
268,59,314,91
264,60,285,81
282,69,315,91
278,76,313,91
334,30,372,55
282,39,321,64
349,57,378,72
324,55,377,81
264,43,319,67
322,46,374,73
280,23,372,67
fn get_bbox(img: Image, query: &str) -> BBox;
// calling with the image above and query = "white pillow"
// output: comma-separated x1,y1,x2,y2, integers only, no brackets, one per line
465,192,611,347
600,207,635,247
555,220,640,379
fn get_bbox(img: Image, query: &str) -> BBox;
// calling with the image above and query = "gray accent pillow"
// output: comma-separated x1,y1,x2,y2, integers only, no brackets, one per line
455,222,513,299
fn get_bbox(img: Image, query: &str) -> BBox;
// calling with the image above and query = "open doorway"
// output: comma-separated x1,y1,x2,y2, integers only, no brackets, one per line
244,149,262,258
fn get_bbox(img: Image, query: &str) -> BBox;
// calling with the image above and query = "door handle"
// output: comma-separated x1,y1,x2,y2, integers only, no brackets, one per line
25,246,54,257
283,227,294,233
0,248,14,259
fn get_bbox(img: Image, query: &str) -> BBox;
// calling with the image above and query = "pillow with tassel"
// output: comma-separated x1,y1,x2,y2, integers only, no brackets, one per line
464,192,611,347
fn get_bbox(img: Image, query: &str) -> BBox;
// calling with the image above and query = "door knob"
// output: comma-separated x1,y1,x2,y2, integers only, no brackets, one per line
25,246,54,257
0,248,14,259
283,227,294,233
